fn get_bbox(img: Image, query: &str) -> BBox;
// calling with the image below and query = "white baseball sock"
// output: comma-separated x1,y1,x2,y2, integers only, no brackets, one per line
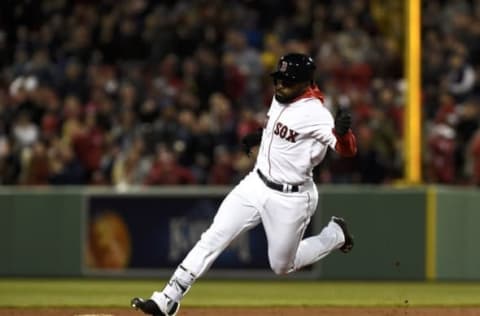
161,265,197,302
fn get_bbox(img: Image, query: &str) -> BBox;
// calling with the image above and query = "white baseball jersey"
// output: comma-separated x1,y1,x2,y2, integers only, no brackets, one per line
256,95,337,184
154,86,347,310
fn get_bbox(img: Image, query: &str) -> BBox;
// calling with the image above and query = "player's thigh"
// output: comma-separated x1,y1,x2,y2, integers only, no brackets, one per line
206,187,261,245
262,191,312,265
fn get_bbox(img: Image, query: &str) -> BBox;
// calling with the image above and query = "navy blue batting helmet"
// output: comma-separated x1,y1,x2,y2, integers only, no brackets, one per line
270,53,316,82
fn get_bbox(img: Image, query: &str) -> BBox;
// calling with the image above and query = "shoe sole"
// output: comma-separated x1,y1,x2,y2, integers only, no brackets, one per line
131,297,179,316
131,297,164,316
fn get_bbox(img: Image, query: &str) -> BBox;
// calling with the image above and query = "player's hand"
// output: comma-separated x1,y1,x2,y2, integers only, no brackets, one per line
334,109,352,136
241,130,262,157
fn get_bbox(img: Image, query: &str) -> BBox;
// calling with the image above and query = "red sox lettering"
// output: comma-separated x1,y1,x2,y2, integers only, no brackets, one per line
273,122,299,143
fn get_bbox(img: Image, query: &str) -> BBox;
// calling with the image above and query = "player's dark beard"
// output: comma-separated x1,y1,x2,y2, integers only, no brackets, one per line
274,81,310,104
274,92,300,104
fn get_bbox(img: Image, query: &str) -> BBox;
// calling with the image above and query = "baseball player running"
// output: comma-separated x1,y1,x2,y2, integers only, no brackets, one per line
131,53,357,316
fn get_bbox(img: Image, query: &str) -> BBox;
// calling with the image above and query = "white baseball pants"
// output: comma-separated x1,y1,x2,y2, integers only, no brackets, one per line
181,170,345,276
156,170,346,304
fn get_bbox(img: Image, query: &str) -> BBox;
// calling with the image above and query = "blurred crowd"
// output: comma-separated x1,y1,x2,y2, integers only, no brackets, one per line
423,0,480,185
0,0,478,187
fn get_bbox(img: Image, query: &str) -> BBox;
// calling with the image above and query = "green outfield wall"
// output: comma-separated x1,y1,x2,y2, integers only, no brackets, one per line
435,187,480,280
0,189,84,276
0,186,478,280
315,186,427,280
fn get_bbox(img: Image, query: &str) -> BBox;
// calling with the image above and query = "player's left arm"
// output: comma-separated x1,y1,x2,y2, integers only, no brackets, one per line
310,107,357,157
332,109,357,157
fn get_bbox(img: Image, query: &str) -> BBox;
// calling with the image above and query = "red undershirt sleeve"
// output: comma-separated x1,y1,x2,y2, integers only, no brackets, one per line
333,129,357,157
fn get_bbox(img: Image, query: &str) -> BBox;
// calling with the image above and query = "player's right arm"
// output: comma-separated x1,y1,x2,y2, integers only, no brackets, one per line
241,128,263,157
241,106,274,158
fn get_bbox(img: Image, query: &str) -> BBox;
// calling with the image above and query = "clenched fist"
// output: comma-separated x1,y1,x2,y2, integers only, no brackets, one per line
334,109,352,136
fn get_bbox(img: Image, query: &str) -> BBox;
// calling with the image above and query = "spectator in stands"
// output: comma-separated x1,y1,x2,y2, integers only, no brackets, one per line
467,129,480,186
208,146,235,185
23,140,50,185
0,0,478,186
145,144,195,185
48,141,86,185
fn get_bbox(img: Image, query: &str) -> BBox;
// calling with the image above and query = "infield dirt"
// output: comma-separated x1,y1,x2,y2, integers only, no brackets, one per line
1,307,480,316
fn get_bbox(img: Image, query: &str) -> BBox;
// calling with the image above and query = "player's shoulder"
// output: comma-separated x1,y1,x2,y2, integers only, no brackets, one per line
298,98,334,122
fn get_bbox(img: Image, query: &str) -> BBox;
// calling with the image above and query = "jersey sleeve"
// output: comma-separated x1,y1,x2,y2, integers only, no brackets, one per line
310,106,337,148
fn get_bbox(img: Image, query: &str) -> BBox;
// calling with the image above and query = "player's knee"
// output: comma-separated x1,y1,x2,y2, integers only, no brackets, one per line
270,261,291,275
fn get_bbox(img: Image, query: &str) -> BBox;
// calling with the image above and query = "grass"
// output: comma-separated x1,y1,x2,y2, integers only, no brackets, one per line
1,279,480,307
